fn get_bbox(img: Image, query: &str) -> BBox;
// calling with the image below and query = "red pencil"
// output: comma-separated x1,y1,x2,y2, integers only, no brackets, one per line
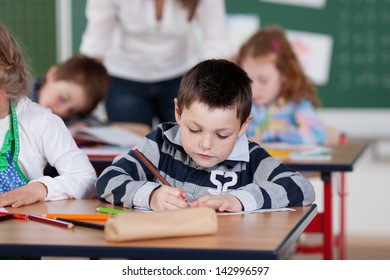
29,215,74,229
12,213,28,220
0,211,29,220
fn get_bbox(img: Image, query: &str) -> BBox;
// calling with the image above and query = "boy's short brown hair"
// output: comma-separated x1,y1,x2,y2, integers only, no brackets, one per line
55,55,110,116
177,59,252,125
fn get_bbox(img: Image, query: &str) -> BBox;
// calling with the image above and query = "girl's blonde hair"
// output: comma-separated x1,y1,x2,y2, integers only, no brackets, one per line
237,25,320,107
0,21,32,102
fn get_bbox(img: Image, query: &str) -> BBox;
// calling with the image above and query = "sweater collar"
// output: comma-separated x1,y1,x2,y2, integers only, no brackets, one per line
163,124,250,163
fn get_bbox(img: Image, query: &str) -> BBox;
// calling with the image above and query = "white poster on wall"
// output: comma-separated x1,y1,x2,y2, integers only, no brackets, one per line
287,30,333,85
226,14,260,55
259,0,326,9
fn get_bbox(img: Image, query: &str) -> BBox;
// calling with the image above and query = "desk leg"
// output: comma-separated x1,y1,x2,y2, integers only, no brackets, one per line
339,172,347,260
322,172,333,260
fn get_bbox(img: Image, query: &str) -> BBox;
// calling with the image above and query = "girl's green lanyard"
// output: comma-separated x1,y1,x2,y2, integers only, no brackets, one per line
0,101,29,193
256,103,276,137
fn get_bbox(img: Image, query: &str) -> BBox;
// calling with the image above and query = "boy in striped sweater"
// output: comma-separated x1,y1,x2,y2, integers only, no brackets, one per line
96,59,315,212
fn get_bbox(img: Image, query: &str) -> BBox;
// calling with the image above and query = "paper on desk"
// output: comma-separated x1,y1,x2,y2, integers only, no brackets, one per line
289,147,331,160
73,126,143,147
135,206,294,215
216,207,295,215
82,145,130,157
262,142,331,161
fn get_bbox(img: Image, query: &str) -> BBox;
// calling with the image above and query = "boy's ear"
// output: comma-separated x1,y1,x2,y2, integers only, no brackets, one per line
174,98,181,123
46,65,59,81
238,114,253,137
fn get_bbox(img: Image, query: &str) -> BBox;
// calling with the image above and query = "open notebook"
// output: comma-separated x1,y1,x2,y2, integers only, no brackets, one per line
72,126,144,147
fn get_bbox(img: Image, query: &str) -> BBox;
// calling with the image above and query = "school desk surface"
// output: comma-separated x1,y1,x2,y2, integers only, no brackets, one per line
0,200,316,260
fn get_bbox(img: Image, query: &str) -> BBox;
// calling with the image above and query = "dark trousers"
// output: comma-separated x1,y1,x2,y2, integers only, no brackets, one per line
105,75,182,127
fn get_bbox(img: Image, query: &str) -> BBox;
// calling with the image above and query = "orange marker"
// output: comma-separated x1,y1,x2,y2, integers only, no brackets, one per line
43,213,110,221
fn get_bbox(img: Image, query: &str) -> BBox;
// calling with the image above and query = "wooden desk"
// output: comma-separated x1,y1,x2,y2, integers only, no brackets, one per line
87,142,367,259
280,142,368,260
0,200,316,260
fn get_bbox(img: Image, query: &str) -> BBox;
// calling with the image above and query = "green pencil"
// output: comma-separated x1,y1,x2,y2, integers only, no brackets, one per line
96,207,125,215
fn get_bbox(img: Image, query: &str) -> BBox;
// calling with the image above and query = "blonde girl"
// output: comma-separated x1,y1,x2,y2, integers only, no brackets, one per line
0,22,96,207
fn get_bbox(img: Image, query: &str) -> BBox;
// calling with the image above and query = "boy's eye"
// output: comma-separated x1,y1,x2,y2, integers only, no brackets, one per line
217,134,229,140
188,128,200,134
59,94,69,104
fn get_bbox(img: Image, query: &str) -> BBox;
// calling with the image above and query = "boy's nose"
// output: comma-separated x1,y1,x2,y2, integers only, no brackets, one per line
199,134,212,150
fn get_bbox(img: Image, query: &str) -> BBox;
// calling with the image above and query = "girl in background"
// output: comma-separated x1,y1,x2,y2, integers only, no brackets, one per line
0,22,96,207
236,26,326,144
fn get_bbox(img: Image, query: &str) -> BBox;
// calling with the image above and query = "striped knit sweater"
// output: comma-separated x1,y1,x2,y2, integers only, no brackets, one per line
96,122,315,211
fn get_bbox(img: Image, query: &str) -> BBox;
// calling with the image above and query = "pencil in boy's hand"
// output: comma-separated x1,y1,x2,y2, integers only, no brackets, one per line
134,149,171,186
29,215,74,229
134,149,187,203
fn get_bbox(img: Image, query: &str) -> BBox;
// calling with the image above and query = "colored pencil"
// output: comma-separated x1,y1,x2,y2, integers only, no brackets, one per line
29,215,74,229
134,149,171,186
0,214,13,221
0,211,28,220
55,218,104,230
96,207,124,215
12,213,28,220
43,213,109,220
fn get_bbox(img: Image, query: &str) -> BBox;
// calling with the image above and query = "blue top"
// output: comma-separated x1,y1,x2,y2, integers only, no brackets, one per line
247,98,327,145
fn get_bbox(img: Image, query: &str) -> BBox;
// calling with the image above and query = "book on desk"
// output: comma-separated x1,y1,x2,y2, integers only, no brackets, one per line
72,126,143,157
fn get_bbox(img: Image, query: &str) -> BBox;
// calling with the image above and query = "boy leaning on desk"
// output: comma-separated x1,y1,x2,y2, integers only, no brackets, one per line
96,59,315,213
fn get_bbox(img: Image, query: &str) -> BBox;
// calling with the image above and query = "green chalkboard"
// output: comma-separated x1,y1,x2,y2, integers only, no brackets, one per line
0,0,56,76
71,0,87,55
71,0,390,108
225,0,390,108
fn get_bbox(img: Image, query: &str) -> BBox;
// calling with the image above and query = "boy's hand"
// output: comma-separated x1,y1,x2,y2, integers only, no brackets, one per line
192,194,243,212
0,182,48,208
149,185,189,212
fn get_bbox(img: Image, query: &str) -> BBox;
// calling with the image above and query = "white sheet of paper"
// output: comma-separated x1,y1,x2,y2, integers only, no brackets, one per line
0,207,9,213
216,207,295,216
73,126,143,147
